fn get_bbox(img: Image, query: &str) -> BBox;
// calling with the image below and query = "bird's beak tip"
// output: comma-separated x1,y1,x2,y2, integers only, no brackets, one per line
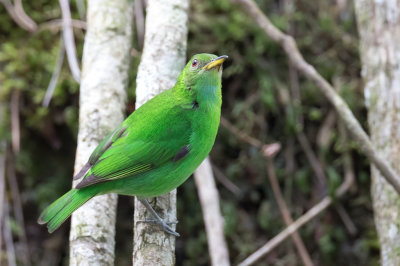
202,55,228,70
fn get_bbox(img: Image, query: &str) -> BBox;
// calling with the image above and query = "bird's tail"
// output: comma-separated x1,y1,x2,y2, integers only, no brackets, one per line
38,188,94,233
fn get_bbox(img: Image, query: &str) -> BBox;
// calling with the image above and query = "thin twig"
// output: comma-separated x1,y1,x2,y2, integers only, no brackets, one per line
13,0,37,30
221,117,354,265
43,37,65,107
221,116,264,148
7,150,31,265
339,120,357,193
286,29,327,194
59,0,81,83
194,158,230,266
212,164,242,196
238,197,332,266
335,203,357,236
222,116,313,264
238,173,353,266
10,90,20,154
333,79,357,234
38,19,87,33
0,0,37,32
288,25,353,235
3,201,17,266
297,132,327,192
335,78,357,193
286,18,354,250
265,154,314,266
233,0,400,194
316,110,336,149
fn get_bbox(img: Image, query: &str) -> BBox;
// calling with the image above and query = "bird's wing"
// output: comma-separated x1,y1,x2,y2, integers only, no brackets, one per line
72,124,127,180
75,104,192,189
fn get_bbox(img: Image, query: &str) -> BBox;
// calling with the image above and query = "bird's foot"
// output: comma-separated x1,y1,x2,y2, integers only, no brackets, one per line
157,219,180,237
137,198,180,237
137,218,180,237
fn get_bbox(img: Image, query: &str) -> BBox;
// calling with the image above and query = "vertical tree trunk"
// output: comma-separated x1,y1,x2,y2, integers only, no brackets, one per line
132,0,189,265
355,1,400,265
69,1,133,265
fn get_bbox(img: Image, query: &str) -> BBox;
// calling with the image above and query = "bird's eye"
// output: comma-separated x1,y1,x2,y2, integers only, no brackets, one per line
191,59,198,67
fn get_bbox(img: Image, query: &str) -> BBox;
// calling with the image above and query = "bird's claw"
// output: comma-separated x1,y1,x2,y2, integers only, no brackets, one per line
161,222,180,237
137,218,180,237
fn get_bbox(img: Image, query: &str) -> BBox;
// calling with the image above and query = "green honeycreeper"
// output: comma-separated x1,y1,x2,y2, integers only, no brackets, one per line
38,53,228,236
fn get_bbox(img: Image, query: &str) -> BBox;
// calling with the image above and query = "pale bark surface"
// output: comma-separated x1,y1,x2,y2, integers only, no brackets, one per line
132,0,189,265
69,0,133,265
355,1,400,265
194,158,230,266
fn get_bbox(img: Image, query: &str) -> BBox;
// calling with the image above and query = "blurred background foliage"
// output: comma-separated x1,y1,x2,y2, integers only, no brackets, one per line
0,0,378,265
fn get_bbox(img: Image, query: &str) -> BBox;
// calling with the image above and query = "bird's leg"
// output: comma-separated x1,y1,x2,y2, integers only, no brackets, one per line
138,198,180,237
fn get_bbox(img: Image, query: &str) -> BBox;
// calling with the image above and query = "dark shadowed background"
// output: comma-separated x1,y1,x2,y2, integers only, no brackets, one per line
0,0,377,265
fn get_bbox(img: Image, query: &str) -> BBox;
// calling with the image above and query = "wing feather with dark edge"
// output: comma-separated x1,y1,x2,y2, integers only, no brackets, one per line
73,125,127,180
75,163,152,188
173,145,190,161
72,161,92,180
88,125,127,164
75,142,190,189
74,97,193,189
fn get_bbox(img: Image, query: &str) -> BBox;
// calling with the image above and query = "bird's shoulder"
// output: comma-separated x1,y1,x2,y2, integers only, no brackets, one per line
123,89,194,140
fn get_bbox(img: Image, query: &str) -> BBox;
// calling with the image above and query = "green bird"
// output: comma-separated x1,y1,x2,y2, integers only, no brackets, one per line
38,53,227,236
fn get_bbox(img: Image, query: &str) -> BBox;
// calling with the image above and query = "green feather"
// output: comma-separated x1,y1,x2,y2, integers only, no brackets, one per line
38,188,94,233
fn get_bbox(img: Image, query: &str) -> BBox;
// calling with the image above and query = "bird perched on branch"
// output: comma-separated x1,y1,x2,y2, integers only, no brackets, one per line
38,53,228,236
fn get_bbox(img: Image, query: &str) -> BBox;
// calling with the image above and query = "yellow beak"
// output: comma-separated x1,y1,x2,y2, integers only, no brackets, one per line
202,55,228,70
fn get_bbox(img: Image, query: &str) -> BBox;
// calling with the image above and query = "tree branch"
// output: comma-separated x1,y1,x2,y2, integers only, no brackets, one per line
38,19,87,33
42,37,65,107
265,154,314,266
223,116,313,265
221,116,355,264
59,0,81,83
10,90,20,154
212,164,242,196
194,158,230,266
7,151,31,265
238,167,354,265
3,201,17,266
233,0,400,194
0,0,37,32
238,196,331,266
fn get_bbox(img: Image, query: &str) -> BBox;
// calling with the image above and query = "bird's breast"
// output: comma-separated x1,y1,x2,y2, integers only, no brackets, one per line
188,105,221,159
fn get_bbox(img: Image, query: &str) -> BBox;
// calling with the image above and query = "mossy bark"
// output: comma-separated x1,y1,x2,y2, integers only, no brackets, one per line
69,0,133,265
355,1,400,265
132,0,189,265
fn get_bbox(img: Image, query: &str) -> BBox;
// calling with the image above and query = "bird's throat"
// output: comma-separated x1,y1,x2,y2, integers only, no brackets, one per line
196,83,221,112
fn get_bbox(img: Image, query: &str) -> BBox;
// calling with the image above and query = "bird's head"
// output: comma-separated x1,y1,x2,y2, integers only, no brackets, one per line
176,53,228,107
180,53,228,87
